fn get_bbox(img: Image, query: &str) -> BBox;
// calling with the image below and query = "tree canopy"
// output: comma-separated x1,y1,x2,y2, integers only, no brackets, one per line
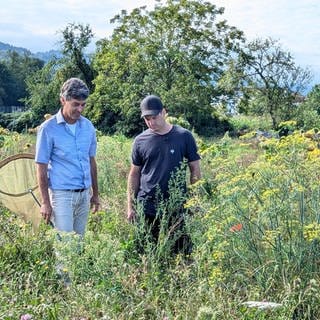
24,23,96,126
87,0,244,135
59,23,95,90
0,51,43,107
3,1,318,136
219,38,312,128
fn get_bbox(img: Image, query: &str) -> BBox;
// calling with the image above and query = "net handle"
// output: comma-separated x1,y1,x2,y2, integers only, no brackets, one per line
0,153,38,196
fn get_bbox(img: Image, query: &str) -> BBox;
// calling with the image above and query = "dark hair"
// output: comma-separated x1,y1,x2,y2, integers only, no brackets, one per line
60,78,89,101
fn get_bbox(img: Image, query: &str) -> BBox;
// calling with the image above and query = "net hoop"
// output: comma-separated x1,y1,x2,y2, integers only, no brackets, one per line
0,153,38,197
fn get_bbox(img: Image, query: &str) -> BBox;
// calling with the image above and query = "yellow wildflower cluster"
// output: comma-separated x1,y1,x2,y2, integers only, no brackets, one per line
209,266,224,286
199,143,217,157
262,229,281,248
278,120,297,130
307,147,320,160
0,127,10,135
303,223,320,242
184,197,198,209
261,188,280,200
239,131,257,140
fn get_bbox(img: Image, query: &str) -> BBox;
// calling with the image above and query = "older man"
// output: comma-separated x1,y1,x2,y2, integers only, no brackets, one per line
35,77,99,236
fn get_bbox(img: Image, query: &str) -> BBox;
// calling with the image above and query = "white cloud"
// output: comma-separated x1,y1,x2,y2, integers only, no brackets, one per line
0,0,157,51
214,0,320,81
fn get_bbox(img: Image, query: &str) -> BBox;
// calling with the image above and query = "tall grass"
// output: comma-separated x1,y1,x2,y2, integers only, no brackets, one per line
1,128,320,319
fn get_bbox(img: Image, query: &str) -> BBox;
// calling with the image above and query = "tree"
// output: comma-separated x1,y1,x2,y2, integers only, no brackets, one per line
293,84,320,130
59,23,95,90
220,38,312,128
88,0,244,135
24,57,87,126
25,23,96,126
1,51,44,107
0,62,15,106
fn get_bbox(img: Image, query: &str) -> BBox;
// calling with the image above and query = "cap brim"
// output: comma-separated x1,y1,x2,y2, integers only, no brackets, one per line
141,110,161,118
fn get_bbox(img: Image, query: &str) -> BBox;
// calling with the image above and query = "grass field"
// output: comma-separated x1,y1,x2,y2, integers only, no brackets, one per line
1,128,320,319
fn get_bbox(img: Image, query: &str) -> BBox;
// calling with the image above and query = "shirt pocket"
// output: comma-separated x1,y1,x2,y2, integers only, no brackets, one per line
53,138,75,159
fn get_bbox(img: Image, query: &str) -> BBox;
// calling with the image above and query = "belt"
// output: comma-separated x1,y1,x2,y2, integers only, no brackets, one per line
68,188,86,192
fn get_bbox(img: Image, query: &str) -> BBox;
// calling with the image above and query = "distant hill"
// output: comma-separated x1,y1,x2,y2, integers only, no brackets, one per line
33,49,63,62
0,41,62,63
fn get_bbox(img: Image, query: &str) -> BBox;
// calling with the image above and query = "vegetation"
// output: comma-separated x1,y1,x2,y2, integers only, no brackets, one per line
1,125,320,319
219,38,312,129
87,0,243,136
0,51,43,107
1,0,319,137
1,2,320,316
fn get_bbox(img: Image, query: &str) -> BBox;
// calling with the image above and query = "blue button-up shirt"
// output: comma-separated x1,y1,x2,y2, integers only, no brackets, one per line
35,109,97,190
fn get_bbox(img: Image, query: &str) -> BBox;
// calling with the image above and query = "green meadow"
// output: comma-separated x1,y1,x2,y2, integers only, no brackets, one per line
1,125,320,319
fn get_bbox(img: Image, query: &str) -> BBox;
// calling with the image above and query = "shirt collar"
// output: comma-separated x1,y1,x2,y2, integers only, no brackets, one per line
56,109,66,124
56,108,83,127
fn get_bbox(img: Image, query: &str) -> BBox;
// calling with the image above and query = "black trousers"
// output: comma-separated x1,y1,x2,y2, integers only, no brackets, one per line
136,208,192,255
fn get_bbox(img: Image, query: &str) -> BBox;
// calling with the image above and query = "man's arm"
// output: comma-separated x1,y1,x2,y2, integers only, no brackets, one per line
127,164,142,222
188,160,201,184
36,162,52,223
90,157,100,213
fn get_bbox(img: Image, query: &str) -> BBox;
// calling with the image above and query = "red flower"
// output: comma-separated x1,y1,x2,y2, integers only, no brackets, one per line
230,223,243,232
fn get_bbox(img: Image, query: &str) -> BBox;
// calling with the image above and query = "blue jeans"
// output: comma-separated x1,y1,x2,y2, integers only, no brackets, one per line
50,189,91,235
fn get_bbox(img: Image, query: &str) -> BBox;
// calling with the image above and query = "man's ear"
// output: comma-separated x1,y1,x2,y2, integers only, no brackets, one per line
60,96,65,106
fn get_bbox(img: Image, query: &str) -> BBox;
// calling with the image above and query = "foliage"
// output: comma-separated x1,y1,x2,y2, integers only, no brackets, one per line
0,62,16,106
0,112,20,129
0,127,35,158
189,130,320,319
24,59,64,124
166,115,191,130
2,129,320,318
219,38,312,128
24,24,95,127
293,84,320,130
88,0,244,136
0,51,44,107
5,110,35,133
229,114,273,135
59,23,96,90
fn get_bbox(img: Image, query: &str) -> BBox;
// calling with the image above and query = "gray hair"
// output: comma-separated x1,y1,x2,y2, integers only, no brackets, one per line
60,78,89,101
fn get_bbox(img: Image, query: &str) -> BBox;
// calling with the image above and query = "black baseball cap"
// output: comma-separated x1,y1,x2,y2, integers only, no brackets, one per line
140,95,163,118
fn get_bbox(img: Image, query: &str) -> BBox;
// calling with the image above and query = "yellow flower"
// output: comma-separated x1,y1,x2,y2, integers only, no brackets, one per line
303,223,320,242
209,267,224,286
261,188,280,200
212,250,225,260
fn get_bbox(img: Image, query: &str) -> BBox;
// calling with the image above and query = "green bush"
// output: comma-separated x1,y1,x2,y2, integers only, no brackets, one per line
229,114,273,134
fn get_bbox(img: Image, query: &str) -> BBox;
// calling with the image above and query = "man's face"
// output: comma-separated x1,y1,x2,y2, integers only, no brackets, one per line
60,97,86,124
143,110,166,132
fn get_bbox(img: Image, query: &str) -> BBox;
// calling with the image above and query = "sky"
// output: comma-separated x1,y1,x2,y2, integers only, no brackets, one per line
1,0,319,84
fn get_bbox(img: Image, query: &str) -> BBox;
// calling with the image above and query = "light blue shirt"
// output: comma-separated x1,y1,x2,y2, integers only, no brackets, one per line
35,109,97,190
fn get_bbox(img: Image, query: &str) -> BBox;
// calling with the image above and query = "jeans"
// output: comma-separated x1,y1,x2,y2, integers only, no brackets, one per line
50,189,91,235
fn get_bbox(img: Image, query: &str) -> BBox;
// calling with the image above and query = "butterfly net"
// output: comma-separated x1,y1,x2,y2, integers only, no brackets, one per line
0,153,42,229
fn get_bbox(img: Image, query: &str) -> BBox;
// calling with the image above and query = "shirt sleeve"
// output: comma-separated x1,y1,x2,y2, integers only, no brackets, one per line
35,125,52,164
131,138,143,166
185,131,201,162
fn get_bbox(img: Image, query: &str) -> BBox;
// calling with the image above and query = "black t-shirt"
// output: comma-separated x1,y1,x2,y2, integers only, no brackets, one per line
132,125,200,213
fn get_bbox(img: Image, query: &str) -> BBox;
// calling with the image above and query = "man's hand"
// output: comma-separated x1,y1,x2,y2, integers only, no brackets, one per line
40,202,52,224
127,208,136,223
90,195,100,213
